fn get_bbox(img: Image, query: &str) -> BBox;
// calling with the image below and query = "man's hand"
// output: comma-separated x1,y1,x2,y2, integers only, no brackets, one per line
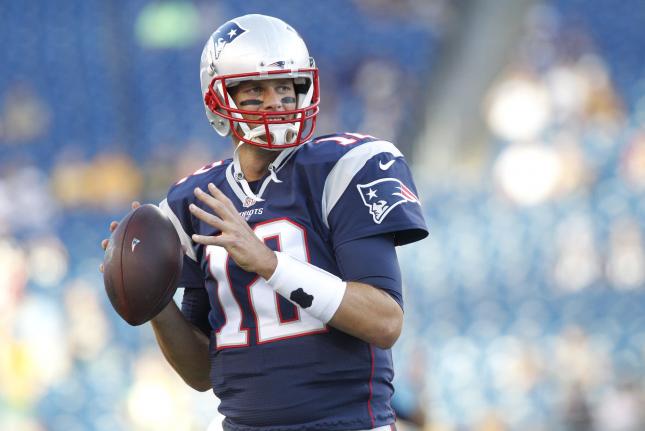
189,183,277,279
99,201,141,273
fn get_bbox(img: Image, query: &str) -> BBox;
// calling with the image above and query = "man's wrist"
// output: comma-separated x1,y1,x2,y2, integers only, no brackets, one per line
256,249,278,280
265,252,346,323
150,300,179,325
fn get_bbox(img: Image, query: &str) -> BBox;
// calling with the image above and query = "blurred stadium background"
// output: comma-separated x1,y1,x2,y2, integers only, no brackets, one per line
2,0,645,430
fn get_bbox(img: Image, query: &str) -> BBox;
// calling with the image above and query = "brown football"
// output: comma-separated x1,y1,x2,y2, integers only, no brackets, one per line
103,204,183,326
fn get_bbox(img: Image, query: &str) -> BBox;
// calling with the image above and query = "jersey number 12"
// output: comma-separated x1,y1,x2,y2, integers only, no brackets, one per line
206,218,327,349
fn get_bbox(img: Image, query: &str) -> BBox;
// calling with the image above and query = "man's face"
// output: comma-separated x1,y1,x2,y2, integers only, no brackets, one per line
230,78,297,126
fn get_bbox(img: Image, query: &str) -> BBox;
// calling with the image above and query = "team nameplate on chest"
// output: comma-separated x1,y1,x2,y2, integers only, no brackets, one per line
239,207,264,221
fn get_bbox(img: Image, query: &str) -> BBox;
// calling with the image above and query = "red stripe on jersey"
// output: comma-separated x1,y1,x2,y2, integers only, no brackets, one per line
367,344,376,427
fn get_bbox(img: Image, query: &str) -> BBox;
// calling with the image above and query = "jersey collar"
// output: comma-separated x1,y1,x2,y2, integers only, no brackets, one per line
226,144,299,208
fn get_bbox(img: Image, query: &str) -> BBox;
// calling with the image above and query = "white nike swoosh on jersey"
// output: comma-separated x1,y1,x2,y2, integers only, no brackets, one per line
379,159,396,170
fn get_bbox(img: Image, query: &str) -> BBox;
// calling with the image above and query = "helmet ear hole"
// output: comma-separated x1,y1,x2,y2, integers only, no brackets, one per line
207,111,231,137
293,79,309,93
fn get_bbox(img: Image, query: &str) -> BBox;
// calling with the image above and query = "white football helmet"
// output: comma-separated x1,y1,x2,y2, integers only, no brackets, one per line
200,14,320,150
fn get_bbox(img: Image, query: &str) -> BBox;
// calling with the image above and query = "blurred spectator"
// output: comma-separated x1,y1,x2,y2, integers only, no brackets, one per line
26,235,69,289
51,152,143,211
621,132,645,190
474,412,508,431
0,82,51,144
605,217,645,289
1,292,71,408
561,383,595,431
352,58,407,143
595,378,645,431
86,153,144,210
596,373,645,431
140,138,229,202
554,326,608,390
125,349,221,431
392,343,429,430
353,0,456,34
0,237,28,325
0,164,58,235
553,215,601,291
63,278,110,361
135,1,201,49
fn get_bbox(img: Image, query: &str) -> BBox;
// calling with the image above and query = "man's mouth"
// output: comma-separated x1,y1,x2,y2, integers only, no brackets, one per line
267,115,292,121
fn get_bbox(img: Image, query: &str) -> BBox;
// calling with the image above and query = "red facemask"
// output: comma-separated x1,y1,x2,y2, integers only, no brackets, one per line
204,69,320,150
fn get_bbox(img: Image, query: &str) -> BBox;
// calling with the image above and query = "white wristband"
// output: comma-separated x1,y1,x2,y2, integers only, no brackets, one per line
266,252,346,323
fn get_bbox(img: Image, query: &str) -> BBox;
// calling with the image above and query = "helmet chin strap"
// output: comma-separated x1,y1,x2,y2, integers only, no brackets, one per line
232,141,297,203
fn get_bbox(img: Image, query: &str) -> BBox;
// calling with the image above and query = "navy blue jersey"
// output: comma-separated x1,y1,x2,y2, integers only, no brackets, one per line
159,133,428,430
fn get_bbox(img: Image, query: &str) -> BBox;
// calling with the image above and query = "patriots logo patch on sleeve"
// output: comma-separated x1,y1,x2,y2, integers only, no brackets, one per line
357,178,419,224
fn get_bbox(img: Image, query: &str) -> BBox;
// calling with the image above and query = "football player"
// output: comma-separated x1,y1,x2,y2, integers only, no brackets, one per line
102,14,427,431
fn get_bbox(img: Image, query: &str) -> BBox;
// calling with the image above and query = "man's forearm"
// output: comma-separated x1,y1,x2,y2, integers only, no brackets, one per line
150,301,212,391
328,281,403,349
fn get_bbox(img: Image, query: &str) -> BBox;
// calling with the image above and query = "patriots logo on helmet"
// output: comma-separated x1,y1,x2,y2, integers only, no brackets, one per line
357,178,419,224
268,60,286,68
213,21,246,60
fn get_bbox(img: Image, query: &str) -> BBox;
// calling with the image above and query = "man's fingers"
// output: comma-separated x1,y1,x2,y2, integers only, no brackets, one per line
191,233,224,247
207,183,237,213
100,203,141,275
194,187,230,218
189,203,224,229
209,182,243,217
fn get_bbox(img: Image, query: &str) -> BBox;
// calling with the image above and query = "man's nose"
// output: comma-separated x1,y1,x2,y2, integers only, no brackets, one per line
263,88,284,111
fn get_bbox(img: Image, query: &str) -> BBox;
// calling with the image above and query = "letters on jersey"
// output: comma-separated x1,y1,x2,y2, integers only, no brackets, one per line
160,133,428,431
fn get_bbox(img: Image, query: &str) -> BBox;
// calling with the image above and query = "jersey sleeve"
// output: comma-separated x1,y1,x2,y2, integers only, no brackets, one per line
159,184,203,288
181,286,212,336
334,233,403,308
159,182,211,330
323,140,428,248
177,254,204,288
